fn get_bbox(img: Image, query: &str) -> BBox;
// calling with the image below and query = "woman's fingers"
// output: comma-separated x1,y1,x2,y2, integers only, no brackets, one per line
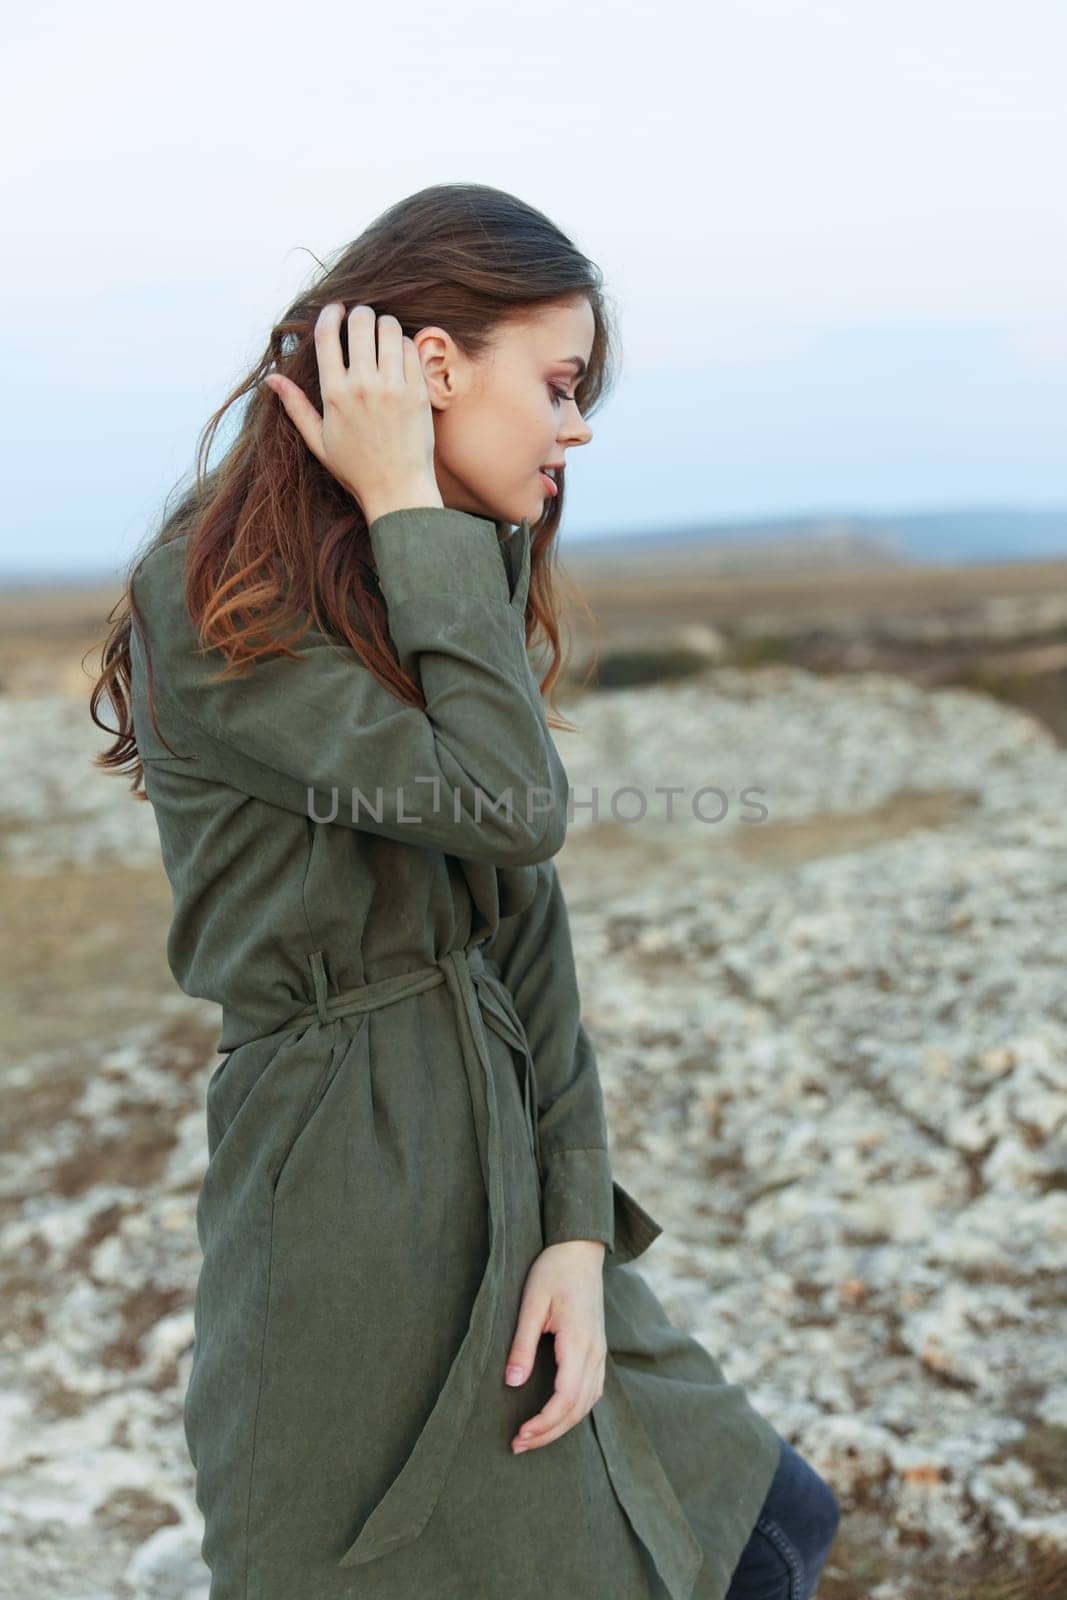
402,332,428,394
508,1248,609,1454
343,302,378,387
512,1336,604,1453
314,301,350,398
375,312,406,386
505,1281,549,1390
262,375,325,464
265,300,440,511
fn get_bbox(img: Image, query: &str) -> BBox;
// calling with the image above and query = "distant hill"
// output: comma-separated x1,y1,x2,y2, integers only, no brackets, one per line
2,506,1066,587
568,518,905,574
569,506,1067,570
876,507,1067,564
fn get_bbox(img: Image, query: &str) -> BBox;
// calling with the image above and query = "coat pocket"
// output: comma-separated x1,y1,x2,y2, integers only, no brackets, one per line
270,1014,370,1199
611,1178,664,1264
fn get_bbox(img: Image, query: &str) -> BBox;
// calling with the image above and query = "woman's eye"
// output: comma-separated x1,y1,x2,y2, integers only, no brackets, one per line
548,385,571,405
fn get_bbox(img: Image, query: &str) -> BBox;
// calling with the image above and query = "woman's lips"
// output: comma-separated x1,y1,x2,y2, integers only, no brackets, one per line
539,470,559,498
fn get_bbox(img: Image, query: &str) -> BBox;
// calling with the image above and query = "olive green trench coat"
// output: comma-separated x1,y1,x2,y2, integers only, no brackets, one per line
129,506,782,1600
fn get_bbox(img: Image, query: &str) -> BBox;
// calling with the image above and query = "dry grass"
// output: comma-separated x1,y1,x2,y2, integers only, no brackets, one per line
0,861,178,1071
0,581,120,697
563,551,1067,626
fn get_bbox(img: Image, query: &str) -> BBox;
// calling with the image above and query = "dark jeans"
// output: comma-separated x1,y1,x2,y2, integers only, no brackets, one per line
723,1434,842,1600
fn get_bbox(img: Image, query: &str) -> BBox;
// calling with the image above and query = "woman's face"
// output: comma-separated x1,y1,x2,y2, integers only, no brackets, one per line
414,295,596,529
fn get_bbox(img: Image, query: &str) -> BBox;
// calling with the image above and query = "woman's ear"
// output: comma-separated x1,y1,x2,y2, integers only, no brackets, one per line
412,326,463,406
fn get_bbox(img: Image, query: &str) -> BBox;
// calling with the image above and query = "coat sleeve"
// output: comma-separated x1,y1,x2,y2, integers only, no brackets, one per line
129,507,569,867
484,857,617,1252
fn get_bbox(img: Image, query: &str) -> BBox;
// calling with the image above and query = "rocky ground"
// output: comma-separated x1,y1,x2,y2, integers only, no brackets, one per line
1,660,1065,1599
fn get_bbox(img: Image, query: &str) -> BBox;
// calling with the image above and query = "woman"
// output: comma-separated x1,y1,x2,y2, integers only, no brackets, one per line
91,183,840,1600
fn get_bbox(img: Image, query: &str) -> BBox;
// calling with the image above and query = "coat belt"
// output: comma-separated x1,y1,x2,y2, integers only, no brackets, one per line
292,941,542,1175
275,941,700,1599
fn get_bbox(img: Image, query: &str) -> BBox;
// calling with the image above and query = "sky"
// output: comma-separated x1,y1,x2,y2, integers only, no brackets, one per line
3,0,1066,576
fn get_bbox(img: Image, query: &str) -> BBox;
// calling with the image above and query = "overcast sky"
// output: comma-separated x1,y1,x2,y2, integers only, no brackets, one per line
3,0,1065,575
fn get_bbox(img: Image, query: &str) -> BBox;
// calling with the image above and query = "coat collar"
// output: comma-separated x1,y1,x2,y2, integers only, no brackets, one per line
495,517,532,612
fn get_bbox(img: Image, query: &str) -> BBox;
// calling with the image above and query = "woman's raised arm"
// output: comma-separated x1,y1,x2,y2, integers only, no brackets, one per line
130,507,569,866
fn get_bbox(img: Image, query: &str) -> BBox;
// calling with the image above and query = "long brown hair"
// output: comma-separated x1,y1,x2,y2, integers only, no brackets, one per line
89,182,619,796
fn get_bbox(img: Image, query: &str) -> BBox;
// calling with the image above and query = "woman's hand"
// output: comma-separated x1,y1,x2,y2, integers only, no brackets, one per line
262,302,443,525
504,1239,607,1453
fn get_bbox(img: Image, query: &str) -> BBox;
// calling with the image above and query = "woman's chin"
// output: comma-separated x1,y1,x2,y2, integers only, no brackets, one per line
488,485,555,528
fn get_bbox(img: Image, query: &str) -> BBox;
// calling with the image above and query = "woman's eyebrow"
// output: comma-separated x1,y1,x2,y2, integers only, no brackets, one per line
556,356,587,378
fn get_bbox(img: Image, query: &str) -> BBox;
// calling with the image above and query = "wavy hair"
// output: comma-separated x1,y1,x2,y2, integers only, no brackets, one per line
89,181,620,794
